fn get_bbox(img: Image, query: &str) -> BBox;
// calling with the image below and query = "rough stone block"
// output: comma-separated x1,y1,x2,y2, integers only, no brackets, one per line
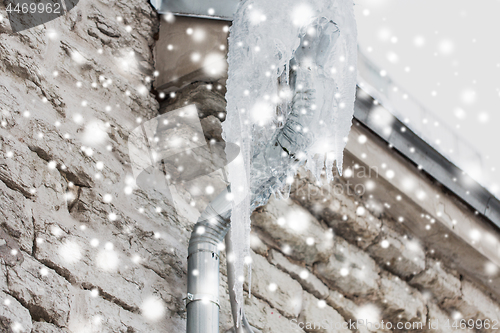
325,290,362,324
0,129,66,209
0,181,33,257
250,232,269,257
376,273,426,324
268,249,330,300
244,294,306,333
5,255,72,327
297,291,350,333
367,229,426,278
249,252,303,318
410,259,461,304
0,291,32,333
457,280,500,331
290,168,381,249
425,302,475,333
67,288,183,332
251,197,334,265
314,237,380,298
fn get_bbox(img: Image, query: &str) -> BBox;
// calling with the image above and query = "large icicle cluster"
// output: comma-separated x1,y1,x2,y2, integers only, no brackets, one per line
222,0,357,323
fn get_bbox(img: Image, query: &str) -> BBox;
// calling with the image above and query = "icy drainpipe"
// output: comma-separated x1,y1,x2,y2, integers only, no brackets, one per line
186,186,257,333
186,188,232,333
185,124,307,332
147,1,350,331
186,18,338,332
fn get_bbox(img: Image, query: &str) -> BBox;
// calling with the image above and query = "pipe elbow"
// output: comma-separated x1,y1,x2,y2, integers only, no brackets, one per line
188,186,232,255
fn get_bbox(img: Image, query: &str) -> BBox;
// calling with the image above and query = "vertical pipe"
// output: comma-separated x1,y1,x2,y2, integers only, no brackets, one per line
186,186,255,333
186,19,336,332
186,188,232,333
186,242,221,333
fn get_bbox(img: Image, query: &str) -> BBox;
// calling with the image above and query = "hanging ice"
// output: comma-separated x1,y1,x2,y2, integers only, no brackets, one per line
222,0,357,324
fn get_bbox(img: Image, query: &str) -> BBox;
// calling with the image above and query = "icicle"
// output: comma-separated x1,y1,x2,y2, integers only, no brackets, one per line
247,260,252,298
223,0,357,325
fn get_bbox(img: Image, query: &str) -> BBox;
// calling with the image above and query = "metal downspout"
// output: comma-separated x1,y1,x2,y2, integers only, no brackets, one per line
186,187,232,333
185,17,337,333
186,186,254,333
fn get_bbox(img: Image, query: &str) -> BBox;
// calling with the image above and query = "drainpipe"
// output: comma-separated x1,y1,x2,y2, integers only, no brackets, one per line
185,17,338,333
186,187,232,333
185,48,318,333
186,185,255,333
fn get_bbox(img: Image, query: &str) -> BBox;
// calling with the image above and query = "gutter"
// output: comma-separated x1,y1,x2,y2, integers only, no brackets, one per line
354,73,500,230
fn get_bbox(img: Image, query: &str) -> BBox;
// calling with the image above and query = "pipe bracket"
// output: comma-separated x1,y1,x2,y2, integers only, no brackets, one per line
185,293,220,308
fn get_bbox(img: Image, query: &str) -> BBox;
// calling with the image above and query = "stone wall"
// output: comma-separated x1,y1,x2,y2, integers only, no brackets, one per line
161,78,500,333
1,1,500,333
